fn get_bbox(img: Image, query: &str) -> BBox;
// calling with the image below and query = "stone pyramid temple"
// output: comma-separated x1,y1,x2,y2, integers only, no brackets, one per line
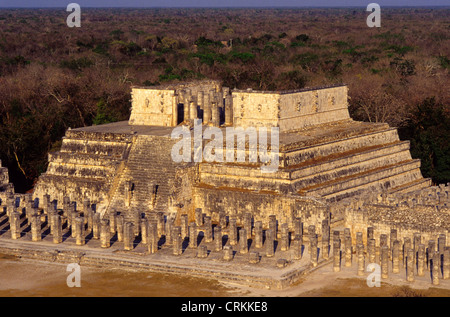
29,79,430,228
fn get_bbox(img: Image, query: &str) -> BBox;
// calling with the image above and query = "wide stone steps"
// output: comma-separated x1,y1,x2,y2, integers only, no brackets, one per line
300,159,423,201
60,138,131,157
198,140,413,193
106,136,179,214
388,177,432,194
45,161,119,179
282,127,401,168
48,152,122,167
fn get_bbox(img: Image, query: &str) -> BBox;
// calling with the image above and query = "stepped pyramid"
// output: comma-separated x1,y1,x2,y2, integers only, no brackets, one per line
32,80,431,226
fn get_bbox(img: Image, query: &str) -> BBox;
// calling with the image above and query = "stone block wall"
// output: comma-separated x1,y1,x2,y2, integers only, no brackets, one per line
129,88,177,127
231,84,350,132
278,85,349,131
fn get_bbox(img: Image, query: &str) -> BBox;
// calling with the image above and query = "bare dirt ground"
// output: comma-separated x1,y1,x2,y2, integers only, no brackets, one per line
0,253,449,297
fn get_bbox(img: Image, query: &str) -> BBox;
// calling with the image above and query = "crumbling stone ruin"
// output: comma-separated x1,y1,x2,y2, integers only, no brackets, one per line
0,80,448,289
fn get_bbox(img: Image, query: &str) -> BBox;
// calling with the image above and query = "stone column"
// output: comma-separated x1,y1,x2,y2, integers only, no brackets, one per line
225,96,233,126
63,196,70,214
85,207,94,233
165,218,173,245
204,216,212,243
156,212,165,236
75,217,85,246
82,198,90,214
390,229,397,260
140,218,148,244
70,210,78,238
265,229,274,257
344,227,351,239
368,239,376,264
229,218,238,246
109,211,117,234
47,210,55,235
189,100,197,121
322,219,330,260
116,214,124,242
357,243,365,276
333,238,341,272
309,225,316,240
173,226,182,255
293,234,302,260
203,93,211,125
219,212,227,229
148,222,158,254
189,222,197,249
344,235,352,267
223,245,233,261
293,217,302,237
249,251,260,264
403,237,411,266
417,244,425,277
381,245,389,279
427,240,435,268
132,212,140,236
356,231,363,247
100,220,110,248
413,232,421,261
239,228,248,254
254,221,263,248
380,234,388,249
92,213,100,239
9,211,21,240
243,213,252,239
31,214,41,242
124,222,134,250
406,248,414,282
214,226,222,251
432,251,440,285
195,208,203,226
392,240,400,274
280,223,289,251
211,102,220,126
438,234,446,258
180,214,188,239
197,245,208,258
64,204,72,227
183,90,190,122
42,194,50,214
52,214,62,244
269,215,277,239
444,249,450,280
310,234,318,267
367,226,374,241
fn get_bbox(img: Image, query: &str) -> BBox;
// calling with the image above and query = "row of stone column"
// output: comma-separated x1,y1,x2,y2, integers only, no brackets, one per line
167,210,317,264
331,227,450,285
5,195,100,245
178,88,232,127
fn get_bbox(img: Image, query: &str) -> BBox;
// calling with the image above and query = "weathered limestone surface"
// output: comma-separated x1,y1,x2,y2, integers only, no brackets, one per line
28,81,432,232
1,80,446,289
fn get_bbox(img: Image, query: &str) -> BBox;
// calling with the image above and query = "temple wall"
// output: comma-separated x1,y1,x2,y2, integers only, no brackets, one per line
129,88,177,126
231,91,280,129
279,85,350,131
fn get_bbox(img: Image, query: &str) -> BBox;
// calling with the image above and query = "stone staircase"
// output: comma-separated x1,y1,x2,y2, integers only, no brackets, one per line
105,134,183,221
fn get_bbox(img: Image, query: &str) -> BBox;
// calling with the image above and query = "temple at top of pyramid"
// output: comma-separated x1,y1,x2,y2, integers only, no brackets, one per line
29,79,430,228
128,79,350,131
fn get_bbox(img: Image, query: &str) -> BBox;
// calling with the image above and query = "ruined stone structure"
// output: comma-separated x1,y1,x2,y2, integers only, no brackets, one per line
0,80,448,290
32,80,430,226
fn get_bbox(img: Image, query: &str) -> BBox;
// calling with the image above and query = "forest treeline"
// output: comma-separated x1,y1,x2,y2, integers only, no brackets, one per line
0,7,448,192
